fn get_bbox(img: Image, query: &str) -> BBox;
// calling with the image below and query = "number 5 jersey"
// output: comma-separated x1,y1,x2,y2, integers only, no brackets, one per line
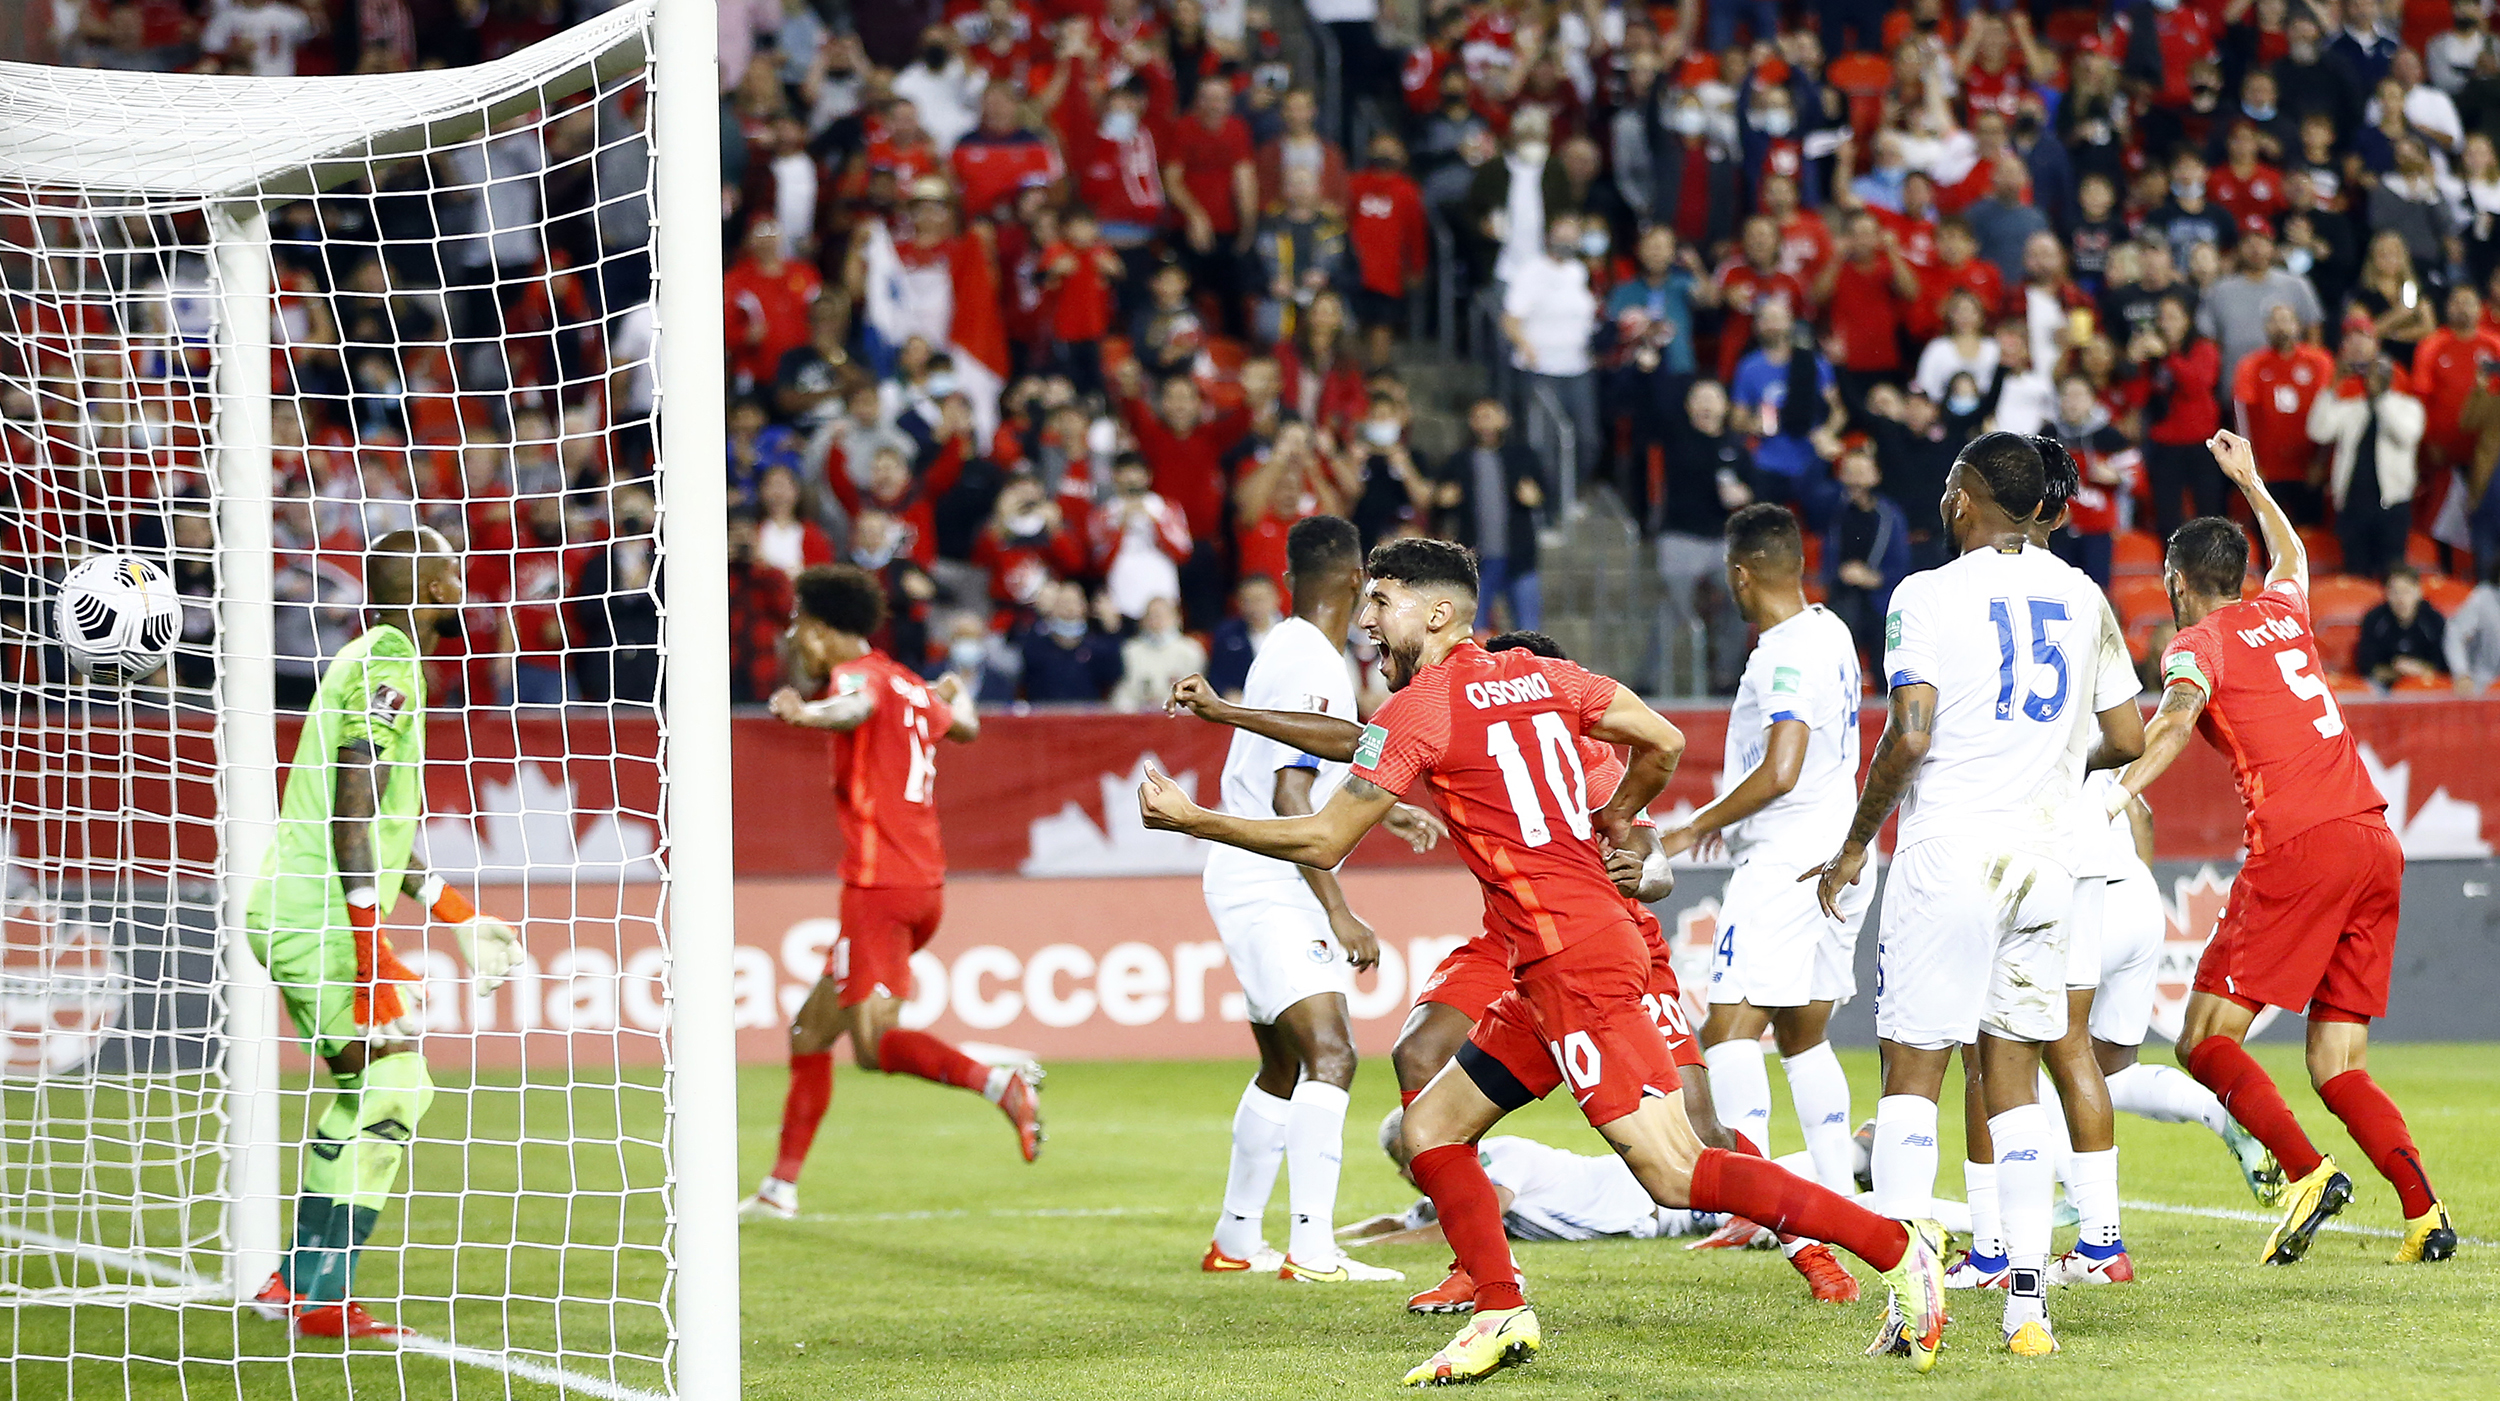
2160,577,2389,857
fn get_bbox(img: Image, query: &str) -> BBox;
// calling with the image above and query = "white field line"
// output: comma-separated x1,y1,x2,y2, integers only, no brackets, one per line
2123,1197,2497,1247
790,1205,1183,1225
1,1223,673,1401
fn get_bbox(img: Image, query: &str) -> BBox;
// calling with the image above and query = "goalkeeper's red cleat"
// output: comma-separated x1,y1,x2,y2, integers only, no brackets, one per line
248,1271,299,1322
1789,1243,1862,1303
1406,1265,1476,1314
994,1062,1045,1163
293,1302,412,1341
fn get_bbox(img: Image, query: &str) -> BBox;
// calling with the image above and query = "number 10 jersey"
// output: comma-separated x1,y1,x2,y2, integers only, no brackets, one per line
1883,542,2138,860
2160,577,2388,857
1352,640,1638,965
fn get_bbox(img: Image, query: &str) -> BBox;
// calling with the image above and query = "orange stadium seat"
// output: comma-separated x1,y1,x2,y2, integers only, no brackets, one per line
2408,533,2443,573
2392,672,2451,693
2109,575,2172,656
2297,526,2342,573
2423,575,2474,614
2330,670,2374,695
2314,622,2361,674
2306,574,2384,625
2112,530,2164,576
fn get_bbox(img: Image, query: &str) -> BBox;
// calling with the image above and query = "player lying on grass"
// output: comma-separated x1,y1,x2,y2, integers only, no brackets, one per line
1341,1110,1821,1246
742,565,1039,1223
1144,538,1948,1386
2107,429,2457,1266
1173,624,1862,1311
245,528,523,1341
1193,516,1433,1285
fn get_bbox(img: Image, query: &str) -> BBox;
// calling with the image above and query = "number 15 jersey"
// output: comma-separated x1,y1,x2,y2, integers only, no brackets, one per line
2160,577,2387,856
1884,542,2136,859
1353,640,1638,965
825,650,955,889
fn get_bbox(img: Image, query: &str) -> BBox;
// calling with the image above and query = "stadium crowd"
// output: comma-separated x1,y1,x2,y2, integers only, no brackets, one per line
25,0,2500,703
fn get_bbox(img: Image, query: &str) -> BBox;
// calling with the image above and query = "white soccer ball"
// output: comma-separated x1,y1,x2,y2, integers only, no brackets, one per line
54,553,182,685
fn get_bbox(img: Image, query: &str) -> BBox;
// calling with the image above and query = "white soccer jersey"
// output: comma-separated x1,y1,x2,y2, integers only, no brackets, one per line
2079,772,2150,880
1884,543,2138,858
1202,616,1358,898
1480,1136,1665,1241
2058,580,2139,879
1721,605,1863,863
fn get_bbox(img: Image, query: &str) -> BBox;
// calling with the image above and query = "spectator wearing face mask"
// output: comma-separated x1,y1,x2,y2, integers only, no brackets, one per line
972,472,1089,617
1349,391,1432,550
940,612,1020,703
1501,211,1602,495
1090,451,1192,623
1109,596,1209,711
1020,580,1124,701
1346,133,1431,365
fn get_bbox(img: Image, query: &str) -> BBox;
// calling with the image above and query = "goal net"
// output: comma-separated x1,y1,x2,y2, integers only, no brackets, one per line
0,4,738,1395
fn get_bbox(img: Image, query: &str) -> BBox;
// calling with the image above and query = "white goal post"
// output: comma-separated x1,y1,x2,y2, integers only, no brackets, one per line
0,0,737,1394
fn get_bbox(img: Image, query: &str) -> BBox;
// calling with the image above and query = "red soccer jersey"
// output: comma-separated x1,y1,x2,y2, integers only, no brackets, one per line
1825,257,1909,372
1713,261,1808,381
1163,112,1255,236
2408,326,2500,457
1353,642,1637,963
2232,343,2335,483
2207,163,2286,228
2160,579,2388,857
825,650,955,889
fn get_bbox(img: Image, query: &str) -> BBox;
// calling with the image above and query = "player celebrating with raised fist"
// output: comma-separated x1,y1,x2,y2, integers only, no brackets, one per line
1143,538,1947,1386
741,564,1038,1223
2108,430,2457,1267
245,528,523,1339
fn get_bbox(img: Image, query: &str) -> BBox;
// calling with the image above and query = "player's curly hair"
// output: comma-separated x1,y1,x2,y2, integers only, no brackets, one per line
2031,435,2082,521
1954,431,2048,522
1367,536,1478,596
1723,501,1803,570
1484,629,1565,658
2167,517,2250,599
793,563,889,638
1286,515,1361,580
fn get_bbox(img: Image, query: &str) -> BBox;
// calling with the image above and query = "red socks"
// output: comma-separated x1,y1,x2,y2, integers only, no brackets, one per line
771,1052,833,1182
878,1029,993,1092
1400,1089,1421,1108
2184,1037,2324,1180
1690,1147,1907,1273
2318,1070,2438,1217
1410,1143,1525,1312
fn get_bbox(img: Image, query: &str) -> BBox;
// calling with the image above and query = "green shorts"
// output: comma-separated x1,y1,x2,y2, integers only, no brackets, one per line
248,922,364,1061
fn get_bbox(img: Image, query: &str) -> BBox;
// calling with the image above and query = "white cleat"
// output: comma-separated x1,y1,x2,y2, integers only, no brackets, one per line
737,1176,799,1222
1279,1252,1408,1283
1944,1251,2011,1290
2045,1248,2135,1286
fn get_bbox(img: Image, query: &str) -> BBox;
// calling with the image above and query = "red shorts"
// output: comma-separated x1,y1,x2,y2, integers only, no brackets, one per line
828,884,945,1007
1464,920,1681,1128
1425,923,1702,1070
2195,815,2401,1020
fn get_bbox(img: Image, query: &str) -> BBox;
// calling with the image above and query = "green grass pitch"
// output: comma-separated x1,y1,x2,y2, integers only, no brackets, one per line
6,1044,2494,1399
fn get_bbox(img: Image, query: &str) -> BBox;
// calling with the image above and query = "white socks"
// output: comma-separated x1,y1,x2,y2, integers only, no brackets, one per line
1782,1042,1856,1192
2107,1062,2233,1137
1964,1160,2004,1262
2068,1147,2123,1252
1214,1082,1290,1259
1284,1081,1351,1264
1870,1094,1941,1221
1990,1104,2056,1330
1704,1039,1773,1153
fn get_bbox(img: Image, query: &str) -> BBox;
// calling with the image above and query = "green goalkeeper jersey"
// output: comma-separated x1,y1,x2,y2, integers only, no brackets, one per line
247,623,428,936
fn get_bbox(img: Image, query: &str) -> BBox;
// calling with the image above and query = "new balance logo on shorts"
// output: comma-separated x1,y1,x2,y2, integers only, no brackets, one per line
1904,1134,1935,1148
2003,1149,2040,1162
1822,1111,1847,1124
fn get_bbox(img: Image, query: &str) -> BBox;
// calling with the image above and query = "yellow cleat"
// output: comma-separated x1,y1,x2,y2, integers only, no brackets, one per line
2393,1203,2459,1264
2262,1156,2354,1265
1872,1219,1947,1374
2004,1319,2060,1357
1402,1305,1540,1387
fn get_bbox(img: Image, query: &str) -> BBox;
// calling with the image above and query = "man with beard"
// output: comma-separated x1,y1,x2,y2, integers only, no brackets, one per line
2231,302,2337,525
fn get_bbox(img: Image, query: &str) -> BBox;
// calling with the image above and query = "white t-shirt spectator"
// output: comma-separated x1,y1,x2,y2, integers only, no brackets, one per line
1913,334,2000,401
1111,628,1211,712
893,56,985,156
1502,251,1597,377
1992,367,2058,436
202,0,317,76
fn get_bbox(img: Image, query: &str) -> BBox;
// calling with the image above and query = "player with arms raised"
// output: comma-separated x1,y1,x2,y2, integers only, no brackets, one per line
245,528,523,1339
742,564,1038,1221
1807,432,2143,1359
2108,430,2457,1266
1143,538,1947,1386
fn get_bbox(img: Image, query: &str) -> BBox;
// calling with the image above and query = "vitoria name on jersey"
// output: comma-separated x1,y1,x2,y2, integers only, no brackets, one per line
1465,673,1555,709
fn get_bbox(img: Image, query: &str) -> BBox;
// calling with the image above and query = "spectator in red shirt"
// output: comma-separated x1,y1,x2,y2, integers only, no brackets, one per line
726,510,797,704
723,217,822,398
1813,208,1921,416
2135,292,2226,537
2232,302,2338,523
1040,210,1123,395
970,471,1089,615
1762,172,1833,289
2207,121,2288,233
950,85,1064,221
1232,420,1354,590
1069,77,1168,300
1713,215,1808,382
1915,216,2005,338
1345,131,1431,365
2410,285,2500,488
1160,75,1259,337
1114,360,1249,628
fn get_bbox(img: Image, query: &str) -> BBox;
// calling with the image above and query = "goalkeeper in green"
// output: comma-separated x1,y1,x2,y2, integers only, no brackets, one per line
243,528,522,1340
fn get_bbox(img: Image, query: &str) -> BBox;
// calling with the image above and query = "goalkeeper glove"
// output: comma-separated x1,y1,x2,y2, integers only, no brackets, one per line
420,876,522,994
345,886,423,1030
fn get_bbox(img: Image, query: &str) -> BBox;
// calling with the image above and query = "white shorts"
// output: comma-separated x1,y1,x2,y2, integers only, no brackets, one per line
2064,877,2105,991
2087,868,2165,1048
1707,855,1871,1008
1204,884,1356,1025
1874,840,2074,1050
